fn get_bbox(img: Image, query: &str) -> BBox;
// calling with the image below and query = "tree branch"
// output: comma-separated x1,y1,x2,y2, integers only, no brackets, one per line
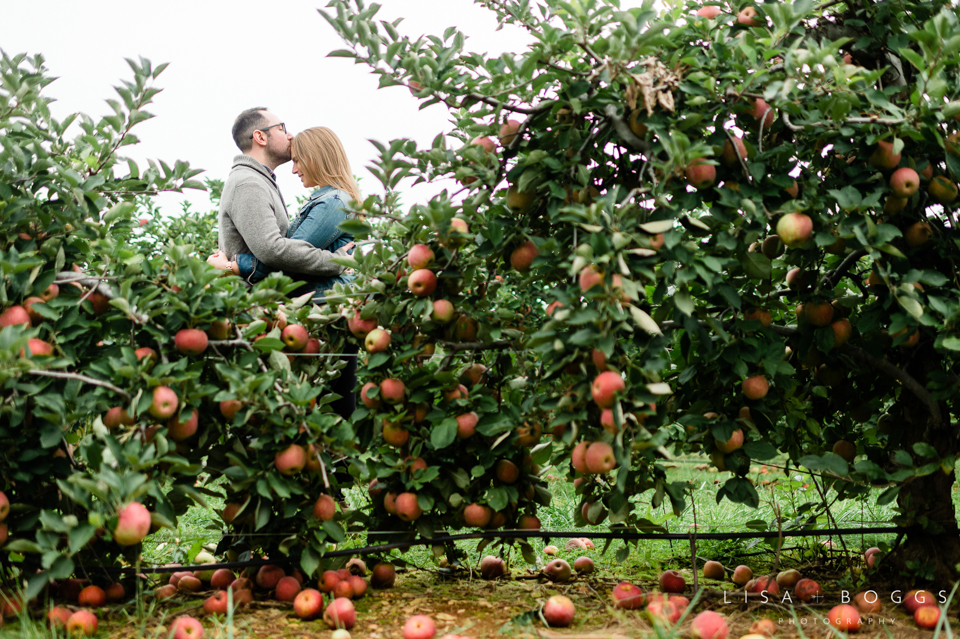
55,271,149,324
27,369,132,400
603,104,649,155
821,248,866,289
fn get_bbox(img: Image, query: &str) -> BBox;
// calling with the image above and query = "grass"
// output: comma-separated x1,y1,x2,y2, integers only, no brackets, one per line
2,452,947,638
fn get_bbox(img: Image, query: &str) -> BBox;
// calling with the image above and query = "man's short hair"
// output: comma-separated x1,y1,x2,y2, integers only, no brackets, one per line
232,107,268,152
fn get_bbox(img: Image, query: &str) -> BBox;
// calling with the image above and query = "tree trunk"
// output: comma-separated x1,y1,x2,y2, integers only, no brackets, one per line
888,350,960,584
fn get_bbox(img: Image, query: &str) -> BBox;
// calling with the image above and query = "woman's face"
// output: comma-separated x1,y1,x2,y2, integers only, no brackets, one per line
291,156,318,188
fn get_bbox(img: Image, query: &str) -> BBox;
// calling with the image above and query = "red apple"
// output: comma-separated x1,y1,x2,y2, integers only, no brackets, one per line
105,582,125,603
174,328,208,356
685,159,716,190
794,578,821,603
731,565,753,586
574,557,595,573
929,175,959,204
826,604,861,633
543,595,575,627
703,561,725,580
591,371,625,408
544,559,572,583
869,140,901,170
456,412,479,439
510,241,539,272
479,556,505,580
170,615,205,639
890,167,919,197
275,444,307,475
203,590,230,615
742,375,769,400
611,582,645,610
584,441,616,474
103,406,135,429
281,324,309,352
210,569,235,590
854,590,882,614
690,610,729,639
716,429,744,453
275,576,301,602
347,311,377,339
78,585,106,607
407,269,438,297
0,305,30,329
323,597,357,630
47,606,73,627
904,589,934,614
65,610,99,637
148,385,179,420
775,212,813,248
168,409,199,442
364,328,391,353
408,244,435,270
721,137,748,167
431,299,455,324
737,6,761,26
659,570,686,594
403,614,437,639
114,502,151,546
396,492,423,522
915,604,941,630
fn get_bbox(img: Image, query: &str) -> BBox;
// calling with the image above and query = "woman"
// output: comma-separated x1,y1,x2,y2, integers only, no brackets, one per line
210,127,362,419
215,127,361,300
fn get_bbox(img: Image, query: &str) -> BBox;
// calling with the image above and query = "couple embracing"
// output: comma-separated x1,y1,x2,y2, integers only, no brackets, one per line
207,107,361,417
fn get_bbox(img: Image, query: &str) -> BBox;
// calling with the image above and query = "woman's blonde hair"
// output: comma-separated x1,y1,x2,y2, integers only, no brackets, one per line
291,127,362,204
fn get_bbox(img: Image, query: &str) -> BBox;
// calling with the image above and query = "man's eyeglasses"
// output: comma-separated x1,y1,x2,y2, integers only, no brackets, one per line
250,122,285,138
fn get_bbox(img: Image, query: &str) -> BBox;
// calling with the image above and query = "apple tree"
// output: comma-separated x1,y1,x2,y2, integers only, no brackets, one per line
0,53,360,599
319,0,960,580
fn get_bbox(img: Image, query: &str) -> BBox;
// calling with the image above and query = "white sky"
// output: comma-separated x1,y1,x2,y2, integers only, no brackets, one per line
4,0,643,218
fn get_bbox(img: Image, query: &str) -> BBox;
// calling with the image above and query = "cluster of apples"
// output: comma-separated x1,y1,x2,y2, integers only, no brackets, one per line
0,282,60,359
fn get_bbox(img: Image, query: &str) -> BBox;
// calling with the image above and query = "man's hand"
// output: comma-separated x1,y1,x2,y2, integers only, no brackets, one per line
335,242,356,257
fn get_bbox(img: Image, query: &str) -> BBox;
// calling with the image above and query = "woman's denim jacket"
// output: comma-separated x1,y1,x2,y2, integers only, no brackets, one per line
236,185,354,299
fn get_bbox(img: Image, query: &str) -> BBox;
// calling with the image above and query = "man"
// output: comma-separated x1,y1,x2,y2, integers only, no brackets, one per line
210,107,350,280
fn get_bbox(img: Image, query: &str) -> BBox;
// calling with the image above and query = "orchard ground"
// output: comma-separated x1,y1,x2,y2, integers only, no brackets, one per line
4,456,958,638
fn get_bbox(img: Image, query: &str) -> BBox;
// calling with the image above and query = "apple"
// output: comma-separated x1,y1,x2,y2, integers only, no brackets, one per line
66,610,98,637
736,6,761,25
827,604,861,633
23,297,47,324
174,328,208,356
471,136,496,154
776,212,813,248
703,560,725,580
365,328,391,353
280,324,309,352
431,299,455,325
168,408,199,442
382,418,410,446
103,406,134,429
721,137,748,167
904,589,933,614
155,584,177,600
518,514,541,530
731,565,753,586
177,576,202,593
750,98,776,128
832,440,856,462
794,578,821,603
479,556,505,579
565,538,585,550
0,305,30,329
408,244,435,270
915,604,941,629
135,347,157,368
696,5,722,17
578,265,604,292
646,597,680,625
690,610,728,639
869,140,901,170
347,311,377,339
929,175,958,203
403,614,436,639
543,595,575,627
890,167,919,197
584,442,616,473
569,558,594,576
319,570,341,593
78,585,106,607
659,570,686,593
854,590,881,614
744,307,772,327
379,378,406,404
105,582,125,603
347,575,367,599
831,318,853,347
148,385,179,420
449,217,470,236
313,494,337,521
742,375,769,400
18,337,52,358
776,569,801,588
454,315,479,341
716,429,744,454
39,283,59,302
543,558,572,583
462,503,492,528
48,606,73,627
0,493,7,523
545,300,564,316
510,240,538,271
408,269,438,297
515,422,541,446
749,619,776,637
396,492,423,522
685,159,716,190
747,575,779,595
591,371,625,408
905,221,933,248
324,597,357,630
611,582,645,609
203,590,230,615
803,300,834,326
206,319,231,341
345,558,367,577
506,186,535,211
170,615,205,639
275,444,307,475
210,569,235,590
255,565,285,591
114,502,151,546
331,631,352,639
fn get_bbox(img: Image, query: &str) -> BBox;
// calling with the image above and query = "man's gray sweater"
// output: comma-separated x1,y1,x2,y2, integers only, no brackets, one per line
218,155,346,278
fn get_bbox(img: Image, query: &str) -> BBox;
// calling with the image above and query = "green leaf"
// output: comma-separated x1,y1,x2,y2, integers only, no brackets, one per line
742,442,778,460
301,546,321,578
322,521,346,543
740,252,772,280
673,290,695,316
897,296,924,319
913,442,937,458
798,453,848,476
431,418,457,450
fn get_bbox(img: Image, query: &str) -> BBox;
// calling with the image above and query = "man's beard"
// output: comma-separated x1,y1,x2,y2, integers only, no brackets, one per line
266,136,292,166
